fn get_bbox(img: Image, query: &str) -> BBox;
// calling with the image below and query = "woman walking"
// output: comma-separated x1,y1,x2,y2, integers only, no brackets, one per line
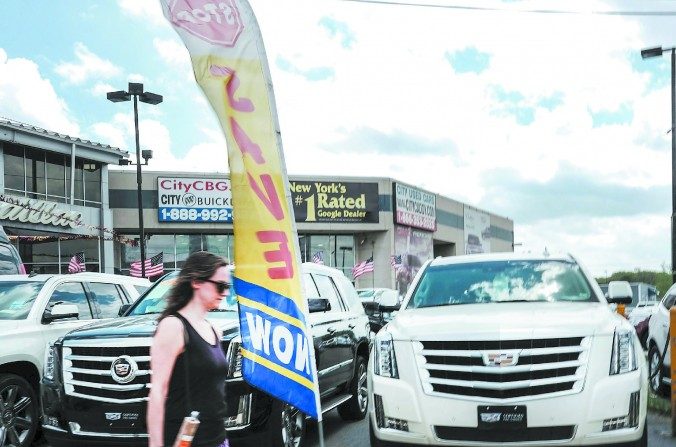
147,251,231,447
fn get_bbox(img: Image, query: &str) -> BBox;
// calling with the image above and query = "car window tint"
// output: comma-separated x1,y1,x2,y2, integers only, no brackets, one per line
336,275,363,311
313,274,343,312
303,273,320,298
89,282,125,319
0,245,20,274
664,294,676,309
134,285,150,295
46,282,93,320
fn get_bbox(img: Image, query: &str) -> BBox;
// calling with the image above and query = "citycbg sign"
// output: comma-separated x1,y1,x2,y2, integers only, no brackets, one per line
290,181,379,223
157,177,233,223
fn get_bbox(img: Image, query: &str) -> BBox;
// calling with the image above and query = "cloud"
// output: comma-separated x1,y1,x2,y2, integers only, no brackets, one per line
90,82,115,97
0,48,79,135
479,165,669,223
326,126,458,157
153,38,190,65
445,47,491,74
54,43,121,85
117,0,166,27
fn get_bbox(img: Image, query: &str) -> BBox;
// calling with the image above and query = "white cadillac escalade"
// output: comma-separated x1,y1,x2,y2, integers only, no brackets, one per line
368,253,648,447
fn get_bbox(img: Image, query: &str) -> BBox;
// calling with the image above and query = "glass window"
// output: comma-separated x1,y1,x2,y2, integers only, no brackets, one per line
26,148,45,199
22,238,59,264
298,236,308,262
408,260,596,310
336,235,355,277
146,234,175,271
177,235,204,268
83,161,101,205
88,282,125,319
203,235,229,260
663,294,676,309
46,153,66,203
3,144,25,192
74,159,84,206
310,235,330,267
303,273,320,298
65,156,72,199
313,274,344,312
0,281,44,320
46,282,93,320
60,238,99,273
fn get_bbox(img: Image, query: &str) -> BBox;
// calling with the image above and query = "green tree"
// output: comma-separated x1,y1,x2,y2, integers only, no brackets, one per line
595,270,672,298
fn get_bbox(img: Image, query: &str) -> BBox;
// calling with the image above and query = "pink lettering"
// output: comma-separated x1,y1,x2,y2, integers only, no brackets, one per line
210,65,254,112
231,117,265,164
257,231,293,279
247,173,284,221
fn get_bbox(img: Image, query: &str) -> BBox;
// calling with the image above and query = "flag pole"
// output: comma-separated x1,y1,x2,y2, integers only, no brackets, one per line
318,419,326,447
372,241,375,288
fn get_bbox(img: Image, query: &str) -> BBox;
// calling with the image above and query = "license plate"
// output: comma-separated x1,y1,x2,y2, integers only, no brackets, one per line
477,405,527,429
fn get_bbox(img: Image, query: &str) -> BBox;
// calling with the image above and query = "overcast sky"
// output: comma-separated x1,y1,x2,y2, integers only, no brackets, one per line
1,0,675,276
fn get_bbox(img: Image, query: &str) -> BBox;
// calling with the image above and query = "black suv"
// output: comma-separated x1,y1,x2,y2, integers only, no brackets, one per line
41,262,370,447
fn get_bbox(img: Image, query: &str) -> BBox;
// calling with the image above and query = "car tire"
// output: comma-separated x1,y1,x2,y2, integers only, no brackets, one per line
648,344,669,397
0,373,39,447
338,356,368,421
269,400,306,447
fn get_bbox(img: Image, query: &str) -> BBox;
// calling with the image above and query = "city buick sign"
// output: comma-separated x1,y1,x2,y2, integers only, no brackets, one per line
393,183,436,231
158,177,233,223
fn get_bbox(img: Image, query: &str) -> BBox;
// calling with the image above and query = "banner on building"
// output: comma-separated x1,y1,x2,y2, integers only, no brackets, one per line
463,205,491,254
290,180,378,223
393,183,436,231
160,0,321,420
393,225,433,300
158,177,233,222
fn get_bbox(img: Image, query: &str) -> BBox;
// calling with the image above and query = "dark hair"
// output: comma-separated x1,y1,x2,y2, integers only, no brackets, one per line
159,251,229,321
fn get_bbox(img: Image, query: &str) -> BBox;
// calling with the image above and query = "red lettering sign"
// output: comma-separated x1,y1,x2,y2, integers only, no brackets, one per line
257,230,293,279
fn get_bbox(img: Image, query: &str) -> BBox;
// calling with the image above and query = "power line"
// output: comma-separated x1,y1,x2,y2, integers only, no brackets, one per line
337,0,676,16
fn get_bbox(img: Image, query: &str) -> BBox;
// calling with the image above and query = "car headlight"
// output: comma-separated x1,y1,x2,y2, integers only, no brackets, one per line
44,343,56,380
226,336,242,379
374,332,398,378
609,329,637,375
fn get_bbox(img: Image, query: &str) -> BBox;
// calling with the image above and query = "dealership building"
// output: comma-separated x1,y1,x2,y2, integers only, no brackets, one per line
0,119,514,294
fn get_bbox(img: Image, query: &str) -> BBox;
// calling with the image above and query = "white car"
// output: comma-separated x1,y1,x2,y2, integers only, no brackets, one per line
646,285,674,396
0,272,150,447
369,253,648,447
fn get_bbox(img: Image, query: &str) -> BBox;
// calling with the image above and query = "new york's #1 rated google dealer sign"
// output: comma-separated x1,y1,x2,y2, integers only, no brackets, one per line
158,177,233,223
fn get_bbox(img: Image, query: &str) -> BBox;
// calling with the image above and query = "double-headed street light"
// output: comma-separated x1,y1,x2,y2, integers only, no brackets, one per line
107,82,162,278
641,46,676,282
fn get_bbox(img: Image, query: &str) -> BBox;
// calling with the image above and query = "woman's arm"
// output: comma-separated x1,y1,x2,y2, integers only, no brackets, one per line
147,316,184,447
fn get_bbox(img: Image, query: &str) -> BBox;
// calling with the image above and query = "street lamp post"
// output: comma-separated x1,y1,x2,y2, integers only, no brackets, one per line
641,46,676,283
107,82,162,278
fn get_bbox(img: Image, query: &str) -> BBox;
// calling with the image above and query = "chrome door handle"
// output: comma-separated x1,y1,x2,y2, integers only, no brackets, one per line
327,326,336,334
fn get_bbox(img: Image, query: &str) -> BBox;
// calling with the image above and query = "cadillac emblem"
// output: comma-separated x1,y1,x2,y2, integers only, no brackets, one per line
110,355,138,384
483,352,519,367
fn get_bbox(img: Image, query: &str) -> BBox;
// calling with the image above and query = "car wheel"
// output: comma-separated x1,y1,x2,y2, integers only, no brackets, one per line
338,356,368,421
270,401,306,447
0,374,38,447
648,345,669,396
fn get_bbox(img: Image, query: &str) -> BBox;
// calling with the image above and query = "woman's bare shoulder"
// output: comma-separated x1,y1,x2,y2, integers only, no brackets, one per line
155,316,185,341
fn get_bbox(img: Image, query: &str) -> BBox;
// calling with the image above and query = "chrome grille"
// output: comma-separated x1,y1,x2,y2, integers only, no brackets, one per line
62,339,152,404
414,336,590,401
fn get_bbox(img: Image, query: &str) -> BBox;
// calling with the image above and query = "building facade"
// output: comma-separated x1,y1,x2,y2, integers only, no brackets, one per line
0,119,127,273
109,171,514,296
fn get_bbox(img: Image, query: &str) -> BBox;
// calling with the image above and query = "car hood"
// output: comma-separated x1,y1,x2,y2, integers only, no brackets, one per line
0,320,21,331
63,314,241,341
387,302,626,341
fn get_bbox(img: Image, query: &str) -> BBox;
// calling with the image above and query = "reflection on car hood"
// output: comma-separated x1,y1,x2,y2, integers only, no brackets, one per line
388,302,625,340
63,314,240,341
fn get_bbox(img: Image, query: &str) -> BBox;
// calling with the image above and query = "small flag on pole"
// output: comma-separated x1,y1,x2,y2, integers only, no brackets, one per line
130,252,164,278
68,252,86,273
390,254,402,271
311,251,324,265
353,256,374,279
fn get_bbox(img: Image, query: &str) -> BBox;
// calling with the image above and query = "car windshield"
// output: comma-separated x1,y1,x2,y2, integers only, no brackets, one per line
407,260,597,309
358,289,377,300
0,281,44,320
128,273,237,316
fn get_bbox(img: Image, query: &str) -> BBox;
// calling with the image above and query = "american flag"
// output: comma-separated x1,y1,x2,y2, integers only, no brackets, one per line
311,251,324,264
390,254,402,271
130,252,164,278
352,256,374,279
68,252,85,273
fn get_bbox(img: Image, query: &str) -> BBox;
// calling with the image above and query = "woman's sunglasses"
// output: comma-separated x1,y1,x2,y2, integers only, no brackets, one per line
204,279,232,294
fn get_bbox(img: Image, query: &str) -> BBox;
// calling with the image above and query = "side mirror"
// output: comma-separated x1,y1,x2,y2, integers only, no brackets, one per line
43,304,79,323
378,291,401,311
118,304,132,316
308,298,331,313
606,281,632,305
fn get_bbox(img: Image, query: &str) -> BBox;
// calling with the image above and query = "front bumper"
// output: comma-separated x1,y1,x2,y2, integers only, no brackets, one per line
41,377,276,447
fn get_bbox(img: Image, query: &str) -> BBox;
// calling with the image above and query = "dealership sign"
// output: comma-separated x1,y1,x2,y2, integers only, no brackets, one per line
158,177,232,222
0,196,81,228
289,181,379,223
393,183,436,231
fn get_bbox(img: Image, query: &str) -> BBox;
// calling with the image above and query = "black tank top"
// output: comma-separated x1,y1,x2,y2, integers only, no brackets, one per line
163,313,228,447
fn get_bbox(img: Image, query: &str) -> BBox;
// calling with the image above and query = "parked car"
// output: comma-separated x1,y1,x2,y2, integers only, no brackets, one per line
41,262,370,447
357,288,401,334
369,253,648,447
646,285,674,397
0,225,24,274
0,272,150,447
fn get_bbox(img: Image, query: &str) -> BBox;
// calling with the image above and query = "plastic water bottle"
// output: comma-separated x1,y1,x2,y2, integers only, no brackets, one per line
173,411,200,447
